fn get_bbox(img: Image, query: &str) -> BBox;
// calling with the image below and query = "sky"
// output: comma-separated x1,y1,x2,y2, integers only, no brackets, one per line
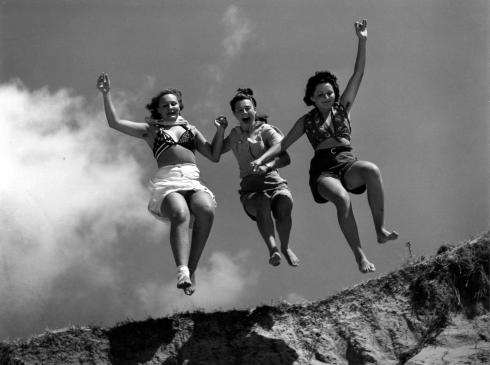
0,0,488,340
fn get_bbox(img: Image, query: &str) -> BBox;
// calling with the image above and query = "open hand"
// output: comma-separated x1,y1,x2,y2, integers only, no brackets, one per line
96,73,110,93
214,115,228,129
355,19,367,40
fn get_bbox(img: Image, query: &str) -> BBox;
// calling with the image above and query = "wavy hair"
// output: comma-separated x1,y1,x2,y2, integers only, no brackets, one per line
303,71,340,106
145,88,184,119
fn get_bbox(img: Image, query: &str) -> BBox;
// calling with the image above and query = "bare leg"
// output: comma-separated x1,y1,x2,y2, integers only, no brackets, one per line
344,161,398,244
272,195,299,267
185,191,216,295
317,176,375,273
161,193,192,288
244,194,281,266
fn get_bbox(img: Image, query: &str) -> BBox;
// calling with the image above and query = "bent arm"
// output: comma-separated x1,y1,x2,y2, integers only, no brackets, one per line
102,93,149,138
194,123,227,162
97,73,149,138
340,19,367,114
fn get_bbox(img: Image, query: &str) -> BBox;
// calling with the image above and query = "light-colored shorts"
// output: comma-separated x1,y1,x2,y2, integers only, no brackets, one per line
148,163,216,220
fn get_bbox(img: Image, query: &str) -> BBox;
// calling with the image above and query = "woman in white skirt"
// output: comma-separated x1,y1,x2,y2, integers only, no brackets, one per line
97,73,227,295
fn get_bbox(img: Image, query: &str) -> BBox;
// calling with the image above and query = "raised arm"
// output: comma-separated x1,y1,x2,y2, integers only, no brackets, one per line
250,116,305,171
339,19,367,114
97,73,149,138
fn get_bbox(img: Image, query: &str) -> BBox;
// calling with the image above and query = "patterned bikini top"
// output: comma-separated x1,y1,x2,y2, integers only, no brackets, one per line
150,122,196,160
302,102,352,149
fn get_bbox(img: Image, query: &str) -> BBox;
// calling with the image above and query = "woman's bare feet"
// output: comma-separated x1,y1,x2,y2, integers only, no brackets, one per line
357,257,376,273
184,271,196,296
281,247,300,267
269,251,281,266
377,228,399,244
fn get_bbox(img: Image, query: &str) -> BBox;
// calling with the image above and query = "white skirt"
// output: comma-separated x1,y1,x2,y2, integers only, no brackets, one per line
147,163,216,220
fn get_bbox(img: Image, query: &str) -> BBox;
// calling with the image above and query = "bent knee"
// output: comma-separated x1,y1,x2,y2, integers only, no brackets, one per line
192,200,215,218
329,191,351,211
358,161,381,178
272,196,293,219
167,208,190,224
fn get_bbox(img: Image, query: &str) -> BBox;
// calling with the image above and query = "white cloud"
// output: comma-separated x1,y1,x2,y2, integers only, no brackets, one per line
222,5,253,58
137,250,258,316
0,80,161,338
0,80,258,339
193,5,254,115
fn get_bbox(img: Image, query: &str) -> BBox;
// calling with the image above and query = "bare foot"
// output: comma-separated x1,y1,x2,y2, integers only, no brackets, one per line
184,271,196,296
269,251,281,266
281,248,300,267
377,229,399,244
358,258,376,273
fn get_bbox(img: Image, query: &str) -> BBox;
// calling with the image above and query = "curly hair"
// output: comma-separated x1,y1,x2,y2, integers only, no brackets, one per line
303,71,340,106
145,88,184,119
229,88,268,122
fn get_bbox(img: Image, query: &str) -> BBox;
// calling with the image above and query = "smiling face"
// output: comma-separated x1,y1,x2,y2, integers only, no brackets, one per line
157,93,181,121
233,99,256,128
310,82,336,113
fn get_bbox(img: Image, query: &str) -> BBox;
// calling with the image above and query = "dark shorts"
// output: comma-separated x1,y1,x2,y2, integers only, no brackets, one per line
309,146,367,204
239,171,293,221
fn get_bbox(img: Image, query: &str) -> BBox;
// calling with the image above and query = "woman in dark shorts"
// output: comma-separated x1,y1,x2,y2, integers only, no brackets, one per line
251,19,398,273
215,88,299,267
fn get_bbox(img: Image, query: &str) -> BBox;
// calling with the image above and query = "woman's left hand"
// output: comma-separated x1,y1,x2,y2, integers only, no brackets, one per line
355,19,367,40
214,115,228,129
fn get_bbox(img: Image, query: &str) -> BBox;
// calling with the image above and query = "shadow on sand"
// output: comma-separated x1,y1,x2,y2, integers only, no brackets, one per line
108,306,298,365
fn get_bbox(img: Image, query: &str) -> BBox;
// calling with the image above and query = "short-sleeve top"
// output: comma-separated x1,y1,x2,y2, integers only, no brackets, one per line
228,122,284,178
302,102,352,149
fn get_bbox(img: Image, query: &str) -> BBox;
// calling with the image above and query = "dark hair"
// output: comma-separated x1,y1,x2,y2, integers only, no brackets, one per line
229,88,268,122
303,71,340,106
145,88,184,119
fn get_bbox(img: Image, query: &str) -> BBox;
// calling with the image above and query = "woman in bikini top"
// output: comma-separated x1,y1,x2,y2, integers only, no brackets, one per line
97,74,227,295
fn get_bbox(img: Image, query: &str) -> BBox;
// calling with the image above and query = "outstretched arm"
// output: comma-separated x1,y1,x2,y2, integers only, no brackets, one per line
340,19,367,114
250,116,305,171
253,151,291,175
97,73,149,138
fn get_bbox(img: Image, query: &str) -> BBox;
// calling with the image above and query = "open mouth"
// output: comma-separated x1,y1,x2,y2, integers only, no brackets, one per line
241,116,251,123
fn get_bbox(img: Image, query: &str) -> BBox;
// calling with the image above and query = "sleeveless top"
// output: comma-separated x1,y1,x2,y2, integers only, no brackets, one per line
149,120,196,160
302,102,352,149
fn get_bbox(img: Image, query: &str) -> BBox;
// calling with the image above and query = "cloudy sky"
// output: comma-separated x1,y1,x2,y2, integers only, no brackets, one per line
1,0,488,340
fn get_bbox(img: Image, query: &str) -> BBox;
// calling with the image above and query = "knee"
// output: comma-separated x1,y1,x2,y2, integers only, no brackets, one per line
168,207,190,225
362,162,381,181
272,197,293,220
193,200,215,220
331,191,351,213
253,198,272,219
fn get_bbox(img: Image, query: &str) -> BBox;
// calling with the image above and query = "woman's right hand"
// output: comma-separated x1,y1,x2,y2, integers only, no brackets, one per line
97,73,110,94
